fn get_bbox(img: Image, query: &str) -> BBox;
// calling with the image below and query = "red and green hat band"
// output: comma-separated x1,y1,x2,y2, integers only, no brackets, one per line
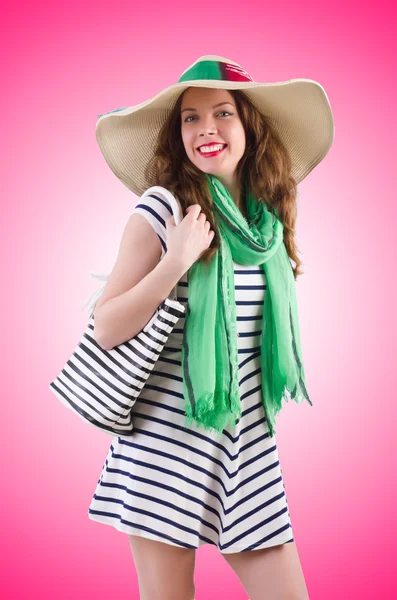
178,60,253,83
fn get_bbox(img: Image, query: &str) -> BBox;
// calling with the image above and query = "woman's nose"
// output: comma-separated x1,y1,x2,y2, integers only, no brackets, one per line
198,125,218,137
198,116,218,134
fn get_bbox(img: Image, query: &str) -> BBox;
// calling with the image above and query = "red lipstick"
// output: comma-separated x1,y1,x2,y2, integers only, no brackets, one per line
197,144,227,158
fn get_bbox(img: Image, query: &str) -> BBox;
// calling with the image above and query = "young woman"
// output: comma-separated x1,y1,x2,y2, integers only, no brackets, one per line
88,55,334,600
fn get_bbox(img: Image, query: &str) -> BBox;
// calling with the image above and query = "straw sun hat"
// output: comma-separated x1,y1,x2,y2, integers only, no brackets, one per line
95,55,334,197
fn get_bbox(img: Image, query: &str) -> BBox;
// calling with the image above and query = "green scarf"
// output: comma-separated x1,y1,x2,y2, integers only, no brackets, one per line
180,174,312,439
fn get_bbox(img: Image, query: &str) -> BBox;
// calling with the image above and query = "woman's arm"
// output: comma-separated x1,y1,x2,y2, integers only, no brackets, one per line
93,213,186,351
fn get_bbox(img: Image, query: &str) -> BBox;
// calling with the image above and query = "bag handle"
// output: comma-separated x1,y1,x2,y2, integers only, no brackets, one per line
82,187,184,315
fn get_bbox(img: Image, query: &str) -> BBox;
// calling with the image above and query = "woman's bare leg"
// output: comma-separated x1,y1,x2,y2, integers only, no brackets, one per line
128,535,197,600
221,541,309,600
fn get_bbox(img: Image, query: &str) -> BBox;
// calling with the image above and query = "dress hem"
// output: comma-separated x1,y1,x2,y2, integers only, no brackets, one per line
87,510,294,554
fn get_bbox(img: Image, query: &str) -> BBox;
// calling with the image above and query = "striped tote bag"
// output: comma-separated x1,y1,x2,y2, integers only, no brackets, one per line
49,187,185,437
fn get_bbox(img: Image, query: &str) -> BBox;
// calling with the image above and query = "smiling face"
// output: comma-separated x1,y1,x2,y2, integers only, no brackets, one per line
180,87,246,184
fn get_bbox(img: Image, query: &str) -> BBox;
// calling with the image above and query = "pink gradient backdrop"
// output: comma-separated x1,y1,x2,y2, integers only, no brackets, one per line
3,0,396,598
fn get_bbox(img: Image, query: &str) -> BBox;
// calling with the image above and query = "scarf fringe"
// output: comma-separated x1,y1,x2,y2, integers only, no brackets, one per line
182,383,312,439
266,382,313,437
183,390,242,440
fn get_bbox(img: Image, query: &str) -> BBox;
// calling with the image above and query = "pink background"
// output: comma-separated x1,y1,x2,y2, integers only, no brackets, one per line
3,0,396,598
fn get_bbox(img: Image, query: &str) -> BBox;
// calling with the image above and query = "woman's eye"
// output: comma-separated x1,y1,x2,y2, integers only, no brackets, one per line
184,111,232,123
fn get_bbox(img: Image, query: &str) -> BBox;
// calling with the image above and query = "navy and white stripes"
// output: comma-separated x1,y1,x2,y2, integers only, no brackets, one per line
87,192,294,552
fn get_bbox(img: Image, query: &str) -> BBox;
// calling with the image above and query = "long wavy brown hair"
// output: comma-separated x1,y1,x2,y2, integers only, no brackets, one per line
144,87,304,280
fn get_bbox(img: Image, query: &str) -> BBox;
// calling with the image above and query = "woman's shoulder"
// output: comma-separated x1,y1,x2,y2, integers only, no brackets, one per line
130,187,175,259
131,186,173,221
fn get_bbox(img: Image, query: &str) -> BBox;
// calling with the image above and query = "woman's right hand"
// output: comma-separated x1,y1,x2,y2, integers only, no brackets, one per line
165,204,215,270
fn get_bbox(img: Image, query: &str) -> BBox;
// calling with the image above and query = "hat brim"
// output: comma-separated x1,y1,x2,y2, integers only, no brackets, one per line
95,78,334,197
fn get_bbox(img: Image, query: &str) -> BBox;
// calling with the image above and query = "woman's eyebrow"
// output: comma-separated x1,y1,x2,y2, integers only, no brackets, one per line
181,102,235,114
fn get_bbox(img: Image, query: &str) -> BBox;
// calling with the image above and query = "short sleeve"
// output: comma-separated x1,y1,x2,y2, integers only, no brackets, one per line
131,190,173,260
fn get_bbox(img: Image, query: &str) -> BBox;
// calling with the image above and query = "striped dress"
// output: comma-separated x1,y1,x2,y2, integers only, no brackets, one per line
87,190,294,553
